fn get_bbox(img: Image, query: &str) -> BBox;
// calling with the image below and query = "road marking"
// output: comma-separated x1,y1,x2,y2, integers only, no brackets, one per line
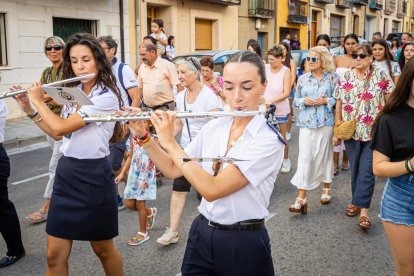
11,173,49,185
8,142,50,156
265,212,276,222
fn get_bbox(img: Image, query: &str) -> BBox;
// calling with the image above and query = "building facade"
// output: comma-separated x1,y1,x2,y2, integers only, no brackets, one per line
0,0,132,119
238,0,276,56
136,0,239,57
276,0,309,49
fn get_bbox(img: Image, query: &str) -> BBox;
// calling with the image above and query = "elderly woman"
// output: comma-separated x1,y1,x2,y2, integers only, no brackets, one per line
333,44,395,230
289,46,338,214
157,57,222,246
200,56,225,101
264,44,292,173
25,36,65,223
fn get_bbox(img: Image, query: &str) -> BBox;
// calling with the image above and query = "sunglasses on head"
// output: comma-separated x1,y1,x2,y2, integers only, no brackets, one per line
46,45,63,51
351,53,368,60
185,57,201,71
305,57,319,63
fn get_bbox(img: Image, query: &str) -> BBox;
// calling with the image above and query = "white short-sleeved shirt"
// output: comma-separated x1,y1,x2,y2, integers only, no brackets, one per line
0,99,8,143
60,84,119,159
185,115,284,224
150,32,168,53
166,45,175,58
176,86,223,148
111,58,138,106
373,60,401,78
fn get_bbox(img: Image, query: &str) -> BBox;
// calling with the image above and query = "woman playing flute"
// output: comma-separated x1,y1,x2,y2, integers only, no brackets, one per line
13,33,123,276
127,51,284,275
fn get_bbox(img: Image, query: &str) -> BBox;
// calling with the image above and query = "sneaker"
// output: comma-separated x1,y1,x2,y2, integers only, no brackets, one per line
280,159,291,173
286,132,292,141
117,195,125,211
157,227,179,245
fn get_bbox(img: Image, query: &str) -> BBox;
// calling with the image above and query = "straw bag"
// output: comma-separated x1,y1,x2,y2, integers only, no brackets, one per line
334,71,372,141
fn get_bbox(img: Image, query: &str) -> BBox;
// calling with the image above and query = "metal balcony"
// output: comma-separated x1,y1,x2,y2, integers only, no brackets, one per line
314,0,335,4
248,0,275,19
287,15,308,24
196,0,241,5
352,0,368,5
336,0,353,8
369,0,383,10
397,1,408,18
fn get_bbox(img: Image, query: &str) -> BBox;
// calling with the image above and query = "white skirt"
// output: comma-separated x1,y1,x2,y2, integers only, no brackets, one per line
291,126,334,190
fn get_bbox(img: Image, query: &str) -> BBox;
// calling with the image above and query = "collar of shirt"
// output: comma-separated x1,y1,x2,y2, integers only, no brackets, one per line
77,83,107,98
144,56,161,70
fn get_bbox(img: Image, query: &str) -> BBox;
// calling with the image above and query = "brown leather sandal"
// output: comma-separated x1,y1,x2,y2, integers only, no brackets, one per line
346,204,361,217
359,216,371,230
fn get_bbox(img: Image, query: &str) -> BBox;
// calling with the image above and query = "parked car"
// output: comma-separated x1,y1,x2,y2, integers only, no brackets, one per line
172,50,240,76
386,33,404,44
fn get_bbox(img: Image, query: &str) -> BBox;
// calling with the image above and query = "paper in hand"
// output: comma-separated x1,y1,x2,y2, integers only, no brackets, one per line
42,87,93,106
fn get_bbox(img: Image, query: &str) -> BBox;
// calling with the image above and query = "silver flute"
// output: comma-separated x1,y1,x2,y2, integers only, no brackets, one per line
0,73,96,99
83,110,263,123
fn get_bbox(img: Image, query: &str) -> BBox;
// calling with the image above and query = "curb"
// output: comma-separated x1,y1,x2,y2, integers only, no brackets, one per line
4,135,48,151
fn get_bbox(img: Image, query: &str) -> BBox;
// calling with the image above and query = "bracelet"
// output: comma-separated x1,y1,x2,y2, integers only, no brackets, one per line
406,157,414,173
32,117,42,124
27,111,38,119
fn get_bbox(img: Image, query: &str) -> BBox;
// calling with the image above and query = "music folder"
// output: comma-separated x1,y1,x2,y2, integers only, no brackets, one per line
42,87,93,106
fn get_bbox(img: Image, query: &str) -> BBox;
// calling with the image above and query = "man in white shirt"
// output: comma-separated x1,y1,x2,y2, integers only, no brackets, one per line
0,98,25,268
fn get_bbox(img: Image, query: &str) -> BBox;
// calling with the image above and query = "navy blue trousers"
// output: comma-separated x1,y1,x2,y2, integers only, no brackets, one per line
0,144,24,256
344,139,375,208
181,215,274,276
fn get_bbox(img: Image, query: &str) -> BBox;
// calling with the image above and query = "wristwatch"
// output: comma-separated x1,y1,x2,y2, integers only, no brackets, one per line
27,110,38,119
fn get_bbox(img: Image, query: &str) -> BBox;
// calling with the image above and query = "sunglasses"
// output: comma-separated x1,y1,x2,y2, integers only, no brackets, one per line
185,57,201,71
351,53,368,60
46,45,63,51
305,57,319,63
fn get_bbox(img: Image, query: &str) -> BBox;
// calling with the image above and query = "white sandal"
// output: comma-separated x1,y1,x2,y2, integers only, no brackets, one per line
128,231,149,246
321,188,331,205
289,197,307,214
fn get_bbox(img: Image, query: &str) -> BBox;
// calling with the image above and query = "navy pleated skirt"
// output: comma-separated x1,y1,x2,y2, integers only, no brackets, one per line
46,156,118,241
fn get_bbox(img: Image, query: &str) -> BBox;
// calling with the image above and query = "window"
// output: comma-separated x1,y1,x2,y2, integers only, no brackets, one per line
392,21,400,33
0,13,7,66
53,17,97,42
195,19,212,51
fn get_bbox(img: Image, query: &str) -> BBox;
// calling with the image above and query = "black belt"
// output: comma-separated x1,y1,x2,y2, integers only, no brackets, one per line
202,215,264,232
142,100,174,111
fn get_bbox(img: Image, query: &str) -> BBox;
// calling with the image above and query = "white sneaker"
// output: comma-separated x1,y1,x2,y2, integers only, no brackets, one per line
157,227,179,245
281,159,291,173
286,132,292,141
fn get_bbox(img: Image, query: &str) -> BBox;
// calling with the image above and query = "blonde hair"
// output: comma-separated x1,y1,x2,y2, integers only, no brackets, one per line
309,46,334,73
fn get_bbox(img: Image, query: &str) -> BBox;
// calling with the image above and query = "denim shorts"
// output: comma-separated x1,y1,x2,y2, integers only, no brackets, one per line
379,173,414,226
289,88,295,99
270,114,290,125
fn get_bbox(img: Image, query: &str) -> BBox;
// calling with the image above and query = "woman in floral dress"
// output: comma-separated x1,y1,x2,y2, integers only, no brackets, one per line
333,44,395,230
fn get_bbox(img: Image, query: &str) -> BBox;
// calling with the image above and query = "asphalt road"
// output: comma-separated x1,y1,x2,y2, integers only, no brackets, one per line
1,127,395,276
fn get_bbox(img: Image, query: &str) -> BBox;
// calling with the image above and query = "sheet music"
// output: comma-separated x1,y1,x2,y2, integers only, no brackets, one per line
42,87,93,106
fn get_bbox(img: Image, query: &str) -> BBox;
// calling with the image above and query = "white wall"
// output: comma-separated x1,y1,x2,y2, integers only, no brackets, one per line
0,0,130,119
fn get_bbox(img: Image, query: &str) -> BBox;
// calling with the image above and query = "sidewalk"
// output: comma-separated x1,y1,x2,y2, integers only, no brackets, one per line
4,117,47,151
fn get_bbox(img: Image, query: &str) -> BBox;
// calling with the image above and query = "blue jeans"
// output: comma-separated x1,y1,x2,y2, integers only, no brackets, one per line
379,174,414,226
344,139,375,208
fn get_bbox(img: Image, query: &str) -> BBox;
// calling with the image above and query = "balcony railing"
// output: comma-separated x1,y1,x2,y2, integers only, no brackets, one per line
397,1,407,18
370,0,383,10
336,0,353,8
352,0,368,5
248,0,275,19
287,0,308,24
314,0,334,4
384,0,396,15
197,0,241,5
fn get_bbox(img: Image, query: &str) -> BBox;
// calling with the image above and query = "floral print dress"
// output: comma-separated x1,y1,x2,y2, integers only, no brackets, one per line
124,135,157,200
333,67,395,141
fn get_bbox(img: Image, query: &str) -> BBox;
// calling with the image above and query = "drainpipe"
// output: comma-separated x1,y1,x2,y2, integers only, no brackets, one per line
119,0,125,63
308,0,311,49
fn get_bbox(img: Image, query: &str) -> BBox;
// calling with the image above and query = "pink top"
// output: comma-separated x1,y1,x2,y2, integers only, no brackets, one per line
264,64,290,116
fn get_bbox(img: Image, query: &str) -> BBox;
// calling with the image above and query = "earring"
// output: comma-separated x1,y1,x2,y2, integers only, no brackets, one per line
259,96,266,112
